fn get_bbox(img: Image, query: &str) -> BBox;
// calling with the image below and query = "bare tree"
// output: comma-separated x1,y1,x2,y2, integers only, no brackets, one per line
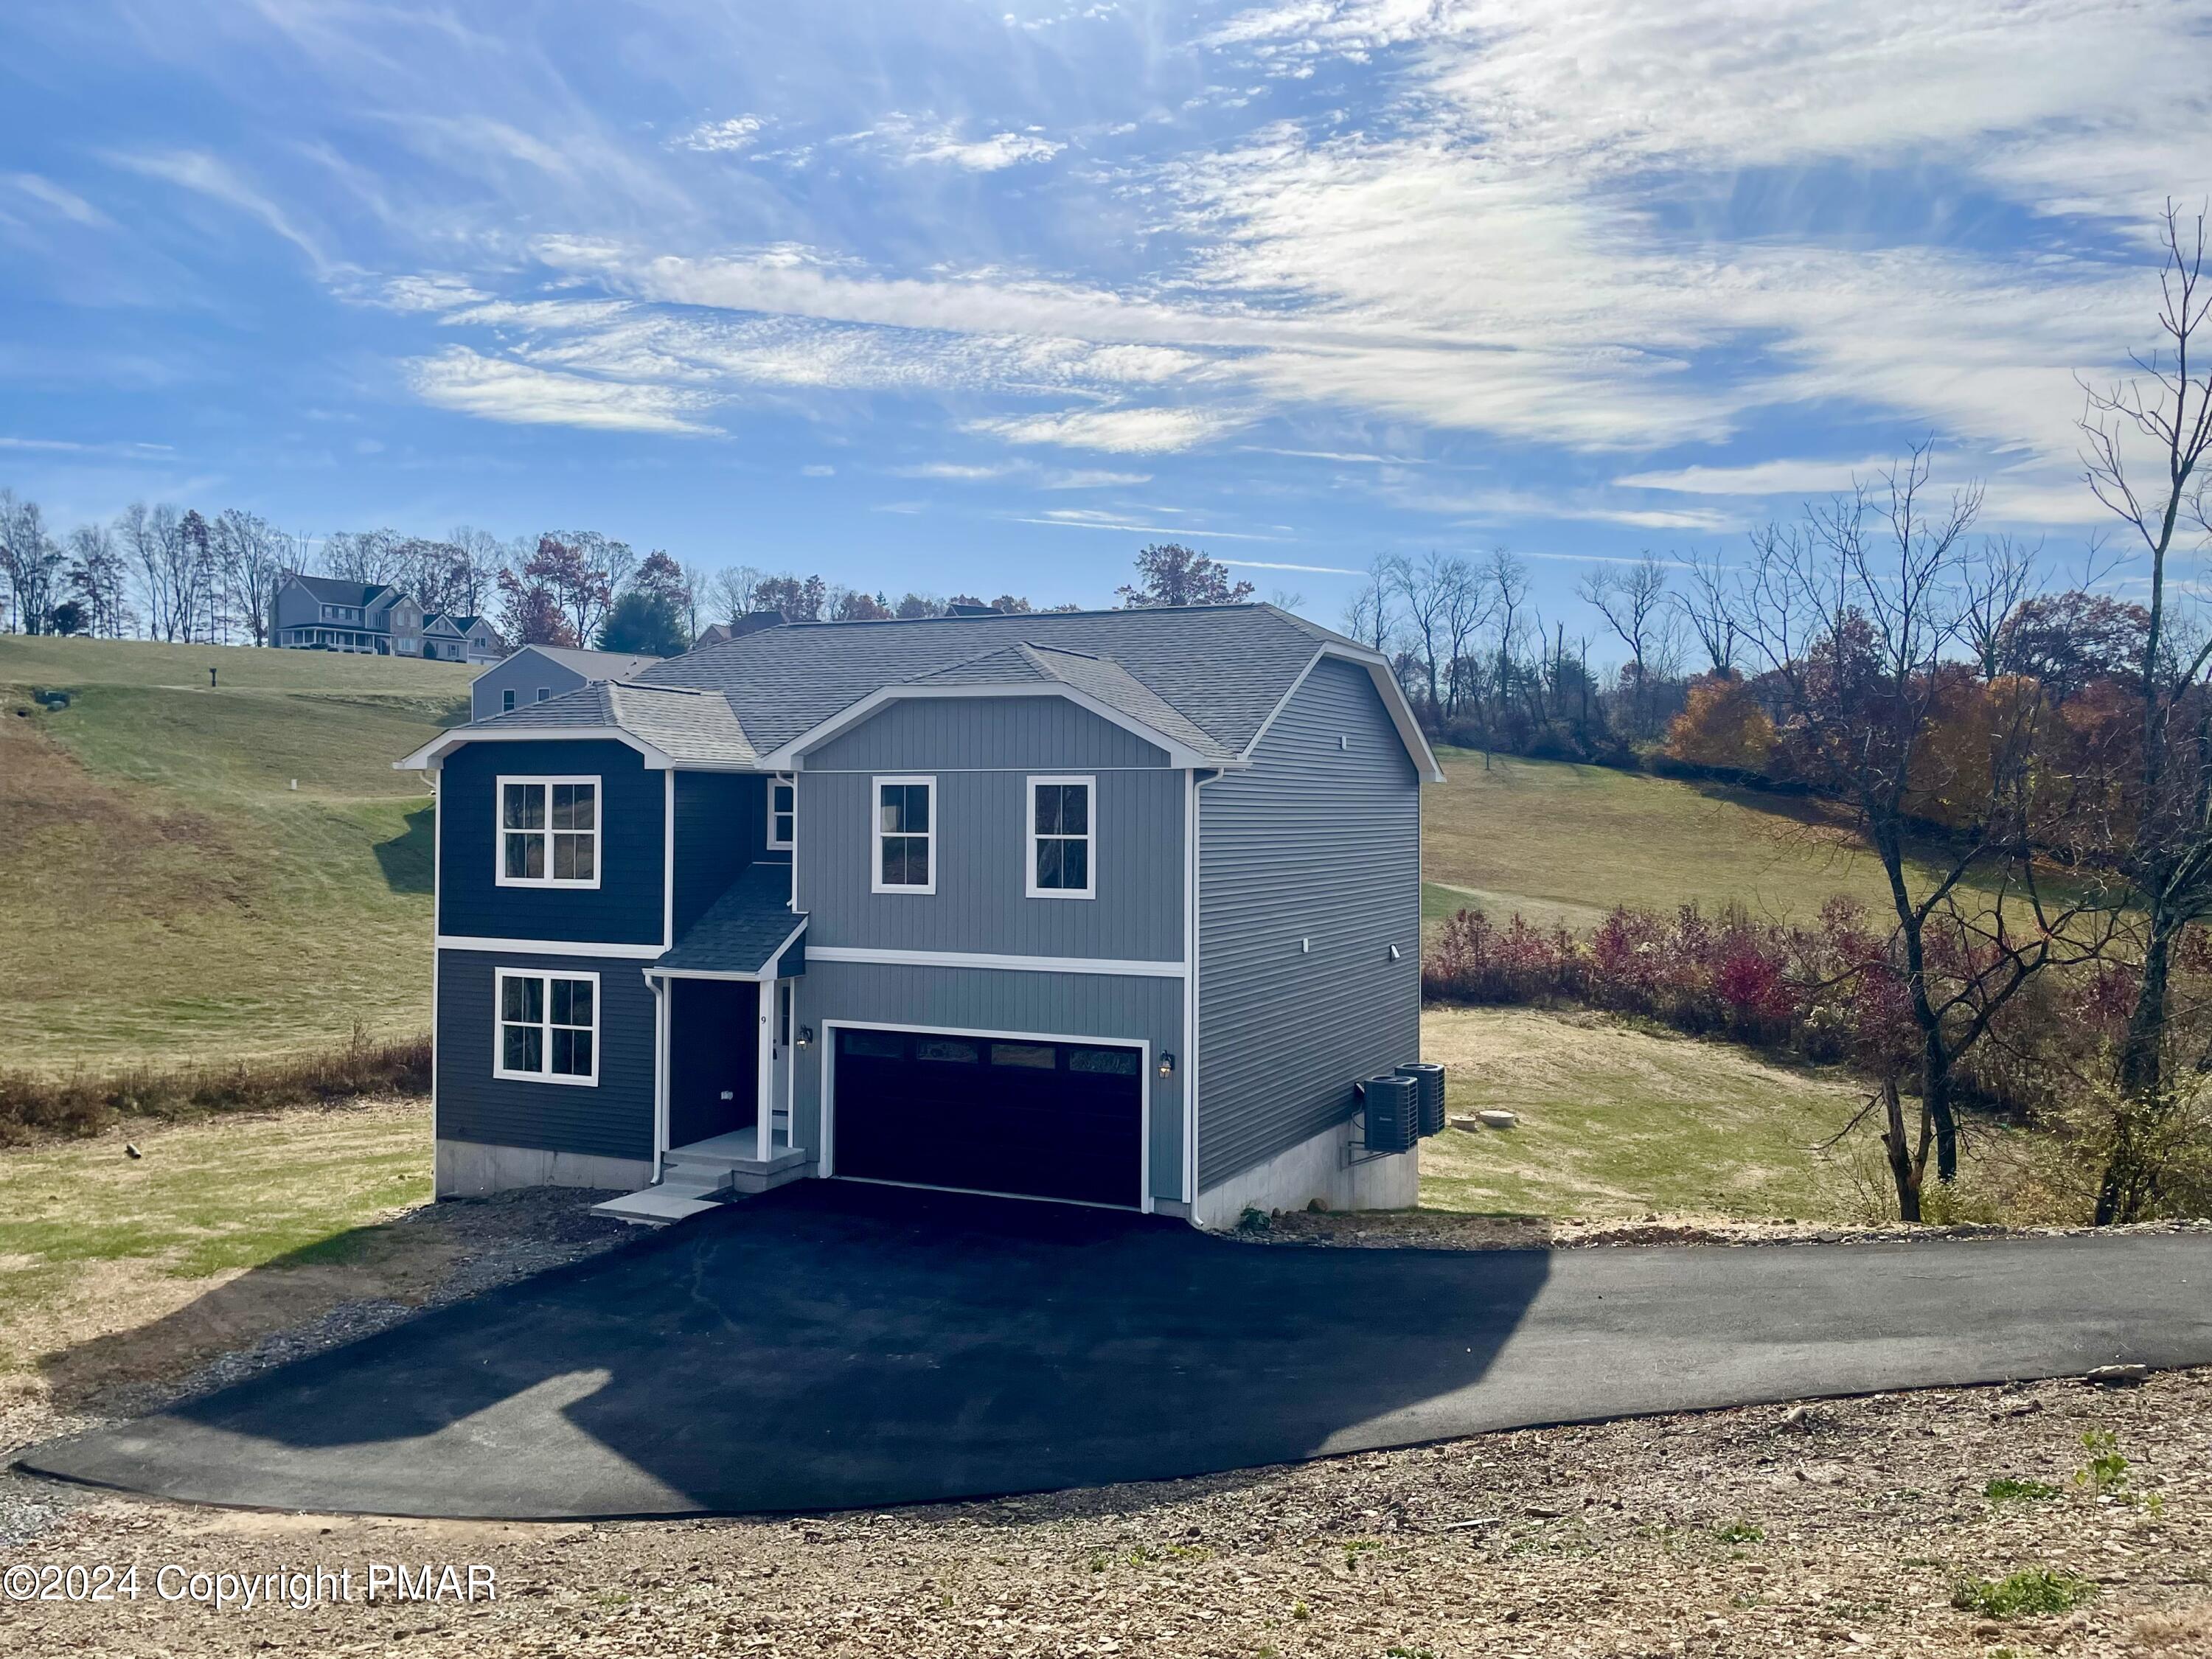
209,509,288,644
1388,551,1470,723
1672,546,1739,676
65,522,131,637
1733,449,2110,1219
2076,201,2212,1222
1341,555,1394,652
117,501,195,641
1958,534,2041,680
0,490,63,633
706,565,769,624
1579,553,1672,738
1440,555,1495,721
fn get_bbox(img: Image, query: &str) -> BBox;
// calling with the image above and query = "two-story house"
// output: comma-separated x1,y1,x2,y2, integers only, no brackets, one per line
397,604,1441,1228
272,573,506,661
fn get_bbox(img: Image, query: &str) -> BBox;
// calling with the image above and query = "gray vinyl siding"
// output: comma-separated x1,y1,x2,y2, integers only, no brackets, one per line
273,581,319,637
471,656,587,723
1196,655,1422,1190
672,771,773,936
798,695,1184,961
434,947,656,1162
437,738,665,947
792,958,1186,1203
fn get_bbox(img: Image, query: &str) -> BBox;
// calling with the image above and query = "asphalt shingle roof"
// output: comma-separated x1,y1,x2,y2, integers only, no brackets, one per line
288,574,397,608
442,605,1405,772
636,604,1333,759
655,863,805,975
515,644,660,678
471,680,757,767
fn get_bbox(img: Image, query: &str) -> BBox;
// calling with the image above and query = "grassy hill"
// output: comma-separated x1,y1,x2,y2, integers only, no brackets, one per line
1422,745,1984,933
1,638,470,1073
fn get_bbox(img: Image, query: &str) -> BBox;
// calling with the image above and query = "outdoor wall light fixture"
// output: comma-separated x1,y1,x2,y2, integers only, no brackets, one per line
1158,1052,1176,1078
796,1026,813,1048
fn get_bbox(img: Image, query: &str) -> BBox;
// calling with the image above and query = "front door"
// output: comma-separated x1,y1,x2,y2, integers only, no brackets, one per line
666,978,758,1147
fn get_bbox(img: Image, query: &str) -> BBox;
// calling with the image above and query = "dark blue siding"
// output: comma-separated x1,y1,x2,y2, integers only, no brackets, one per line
437,739,665,946
435,948,656,1161
673,771,772,936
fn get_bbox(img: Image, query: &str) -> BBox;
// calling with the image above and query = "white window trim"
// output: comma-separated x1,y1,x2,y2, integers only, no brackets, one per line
767,773,796,851
492,966,601,1087
495,774,605,890
1026,773,1096,900
870,773,936,895
501,688,516,712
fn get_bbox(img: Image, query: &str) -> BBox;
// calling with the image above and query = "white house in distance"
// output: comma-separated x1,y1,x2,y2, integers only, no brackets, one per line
272,573,505,663
468,644,660,723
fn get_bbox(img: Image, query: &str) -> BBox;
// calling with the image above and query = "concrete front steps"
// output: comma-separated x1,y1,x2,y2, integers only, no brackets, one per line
591,1135,811,1228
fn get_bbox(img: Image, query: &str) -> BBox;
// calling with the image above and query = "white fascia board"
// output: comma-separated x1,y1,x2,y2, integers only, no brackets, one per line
394,726,677,772
758,683,1226,771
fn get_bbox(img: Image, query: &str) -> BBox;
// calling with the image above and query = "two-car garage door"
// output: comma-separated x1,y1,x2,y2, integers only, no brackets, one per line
830,1026,1144,1208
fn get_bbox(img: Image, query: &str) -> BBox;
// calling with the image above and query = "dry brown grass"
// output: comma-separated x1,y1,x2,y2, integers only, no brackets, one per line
0,1029,430,1145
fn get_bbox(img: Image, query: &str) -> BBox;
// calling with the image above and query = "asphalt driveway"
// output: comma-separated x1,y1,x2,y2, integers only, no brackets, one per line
20,1183,2212,1520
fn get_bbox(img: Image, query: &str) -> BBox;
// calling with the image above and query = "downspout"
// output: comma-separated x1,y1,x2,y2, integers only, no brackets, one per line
1184,767,1222,1213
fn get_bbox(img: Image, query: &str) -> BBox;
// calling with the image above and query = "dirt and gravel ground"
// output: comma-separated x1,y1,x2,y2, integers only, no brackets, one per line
4,1148,2209,1658
4,1366,2208,1656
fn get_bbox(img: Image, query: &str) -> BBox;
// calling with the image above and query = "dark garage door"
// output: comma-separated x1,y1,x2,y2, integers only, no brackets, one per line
831,1028,1143,1208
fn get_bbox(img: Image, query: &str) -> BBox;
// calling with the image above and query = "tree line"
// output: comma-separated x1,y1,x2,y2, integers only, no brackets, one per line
0,489,1262,658
1420,204,2212,1228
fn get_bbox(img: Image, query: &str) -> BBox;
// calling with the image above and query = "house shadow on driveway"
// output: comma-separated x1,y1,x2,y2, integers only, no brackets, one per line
18,1182,1554,1520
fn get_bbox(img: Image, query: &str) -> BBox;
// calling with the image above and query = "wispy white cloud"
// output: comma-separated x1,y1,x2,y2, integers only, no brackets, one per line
1220,557,1364,574
672,115,765,154
843,113,1065,171
6,172,113,229
1015,507,1279,538
103,148,340,276
968,406,1239,453
1613,457,1897,496
406,347,720,434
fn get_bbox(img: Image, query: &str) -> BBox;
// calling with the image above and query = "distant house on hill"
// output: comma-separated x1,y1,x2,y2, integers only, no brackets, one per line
469,644,659,723
272,573,507,663
693,611,787,650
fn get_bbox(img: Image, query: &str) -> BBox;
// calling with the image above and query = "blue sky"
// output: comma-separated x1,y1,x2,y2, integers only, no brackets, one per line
1,1,2207,625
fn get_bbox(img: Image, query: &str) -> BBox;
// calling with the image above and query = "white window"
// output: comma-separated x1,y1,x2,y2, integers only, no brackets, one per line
497,776,600,887
1027,775,1094,897
493,968,598,1085
872,775,934,894
768,773,796,849
536,686,552,703
502,688,516,712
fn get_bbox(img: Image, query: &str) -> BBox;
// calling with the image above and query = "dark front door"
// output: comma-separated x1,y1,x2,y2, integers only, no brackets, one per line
831,1028,1143,1207
667,978,758,1147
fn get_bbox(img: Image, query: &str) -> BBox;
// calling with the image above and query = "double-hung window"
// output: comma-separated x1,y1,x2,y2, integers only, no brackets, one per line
1027,775,1094,897
498,776,599,887
494,968,598,1085
768,773,796,850
872,776,934,893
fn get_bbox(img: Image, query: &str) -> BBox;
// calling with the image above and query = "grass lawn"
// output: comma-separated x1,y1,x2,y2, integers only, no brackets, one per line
1,636,470,1071
0,1099,434,1412
1418,1006,1880,1223
1423,747,1979,932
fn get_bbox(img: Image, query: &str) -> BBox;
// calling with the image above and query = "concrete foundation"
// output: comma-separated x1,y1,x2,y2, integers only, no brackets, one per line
1192,1116,1419,1230
436,1138,655,1199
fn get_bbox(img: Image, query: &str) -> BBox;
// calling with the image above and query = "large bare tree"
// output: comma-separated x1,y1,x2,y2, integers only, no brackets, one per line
2077,202,2212,1222
1579,553,1674,738
1733,449,2110,1218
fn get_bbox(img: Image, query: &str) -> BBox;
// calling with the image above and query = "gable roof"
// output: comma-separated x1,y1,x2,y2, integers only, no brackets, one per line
403,605,1439,780
286,573,397,608
507,644,659,679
